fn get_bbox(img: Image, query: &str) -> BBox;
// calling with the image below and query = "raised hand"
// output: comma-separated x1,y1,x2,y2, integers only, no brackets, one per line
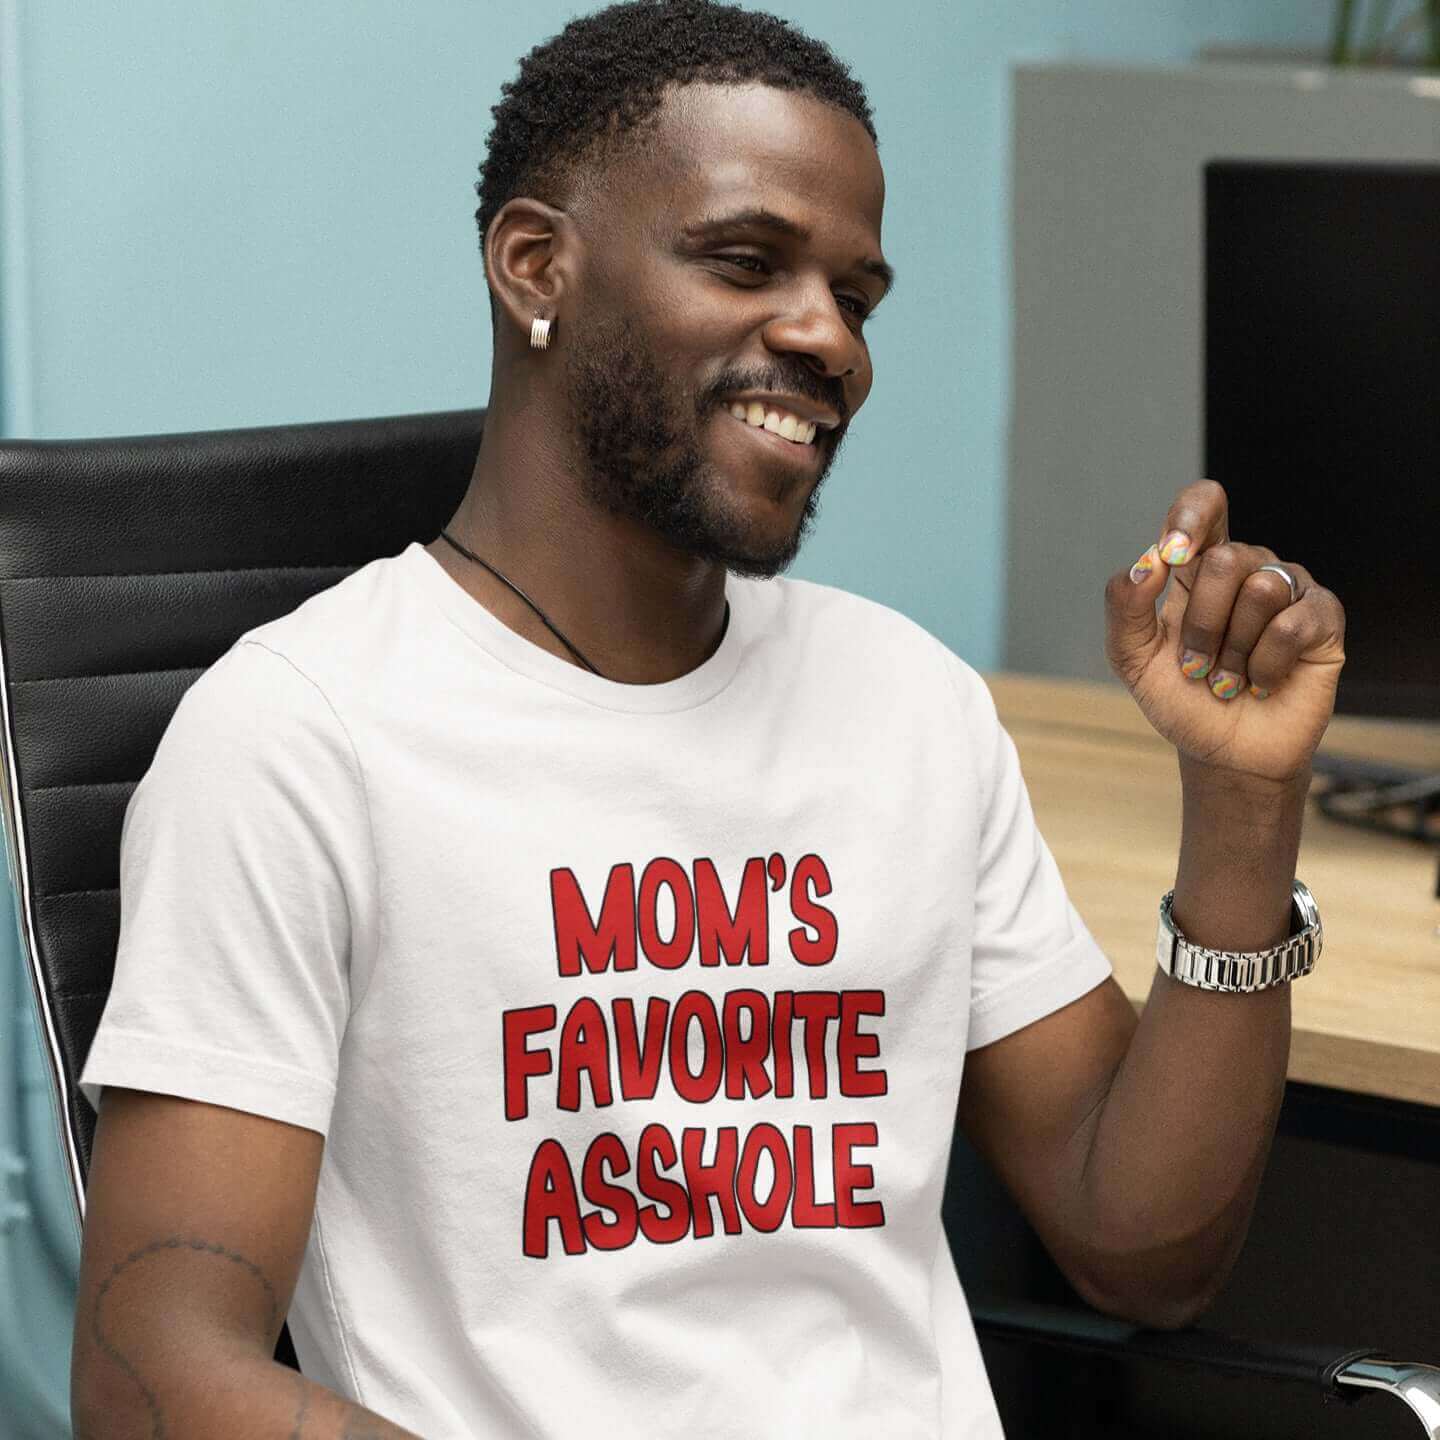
1103,479,1347,787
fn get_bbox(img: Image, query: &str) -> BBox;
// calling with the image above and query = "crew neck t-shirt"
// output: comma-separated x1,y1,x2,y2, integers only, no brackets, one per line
81,541,1112,1439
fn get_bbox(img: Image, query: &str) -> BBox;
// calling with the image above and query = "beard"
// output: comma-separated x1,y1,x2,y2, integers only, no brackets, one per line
562,312,842,579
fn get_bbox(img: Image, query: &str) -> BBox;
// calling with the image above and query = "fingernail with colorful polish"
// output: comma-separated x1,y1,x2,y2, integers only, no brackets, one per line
1248,684,1270,700
1129,545,1159,584
1158,530,1191,565
1209,670,1242,700
1180,649,1212,679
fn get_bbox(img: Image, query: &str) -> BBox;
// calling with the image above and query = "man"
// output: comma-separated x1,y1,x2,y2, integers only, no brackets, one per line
71,2,1345,1437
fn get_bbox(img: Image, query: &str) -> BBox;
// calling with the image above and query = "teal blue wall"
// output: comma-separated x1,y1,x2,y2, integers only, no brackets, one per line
0,0,1330,662
0,3,1328,1432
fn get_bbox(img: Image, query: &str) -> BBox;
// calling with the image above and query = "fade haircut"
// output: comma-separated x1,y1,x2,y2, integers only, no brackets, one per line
474,0,877,329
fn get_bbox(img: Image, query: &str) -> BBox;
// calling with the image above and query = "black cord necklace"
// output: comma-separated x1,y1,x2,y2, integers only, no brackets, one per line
439,528,604,675
438,529,733,682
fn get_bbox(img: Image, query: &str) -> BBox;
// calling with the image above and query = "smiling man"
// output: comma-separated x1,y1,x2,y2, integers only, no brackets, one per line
71,3,1345,1438
433,64,888,664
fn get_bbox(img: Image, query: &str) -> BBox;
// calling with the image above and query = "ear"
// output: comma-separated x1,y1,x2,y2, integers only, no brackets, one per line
484,197,575,343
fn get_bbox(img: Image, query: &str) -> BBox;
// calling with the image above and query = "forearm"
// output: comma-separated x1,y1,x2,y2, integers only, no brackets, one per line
73,1346,421,1440
1074,759,1308,1326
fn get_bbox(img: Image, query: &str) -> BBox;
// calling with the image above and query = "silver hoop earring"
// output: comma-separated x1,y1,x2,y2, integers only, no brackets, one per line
530,315,553,351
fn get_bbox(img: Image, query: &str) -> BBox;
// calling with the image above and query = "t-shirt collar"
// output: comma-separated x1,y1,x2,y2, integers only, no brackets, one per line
400,540,746,714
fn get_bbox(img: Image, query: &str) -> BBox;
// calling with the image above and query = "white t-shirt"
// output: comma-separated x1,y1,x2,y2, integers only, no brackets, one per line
81,541,1111,1439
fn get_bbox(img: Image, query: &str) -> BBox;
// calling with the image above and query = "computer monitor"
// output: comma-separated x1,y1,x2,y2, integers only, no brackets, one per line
1204,160,1439,723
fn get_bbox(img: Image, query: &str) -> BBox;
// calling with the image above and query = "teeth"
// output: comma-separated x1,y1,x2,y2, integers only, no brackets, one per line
725,401,817,445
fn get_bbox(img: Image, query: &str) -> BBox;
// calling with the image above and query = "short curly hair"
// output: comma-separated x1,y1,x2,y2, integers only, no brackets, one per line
475,0,877,327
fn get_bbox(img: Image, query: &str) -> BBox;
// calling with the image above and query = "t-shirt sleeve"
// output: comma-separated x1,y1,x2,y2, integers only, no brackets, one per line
945,654,1113,1051
79,639,378,1135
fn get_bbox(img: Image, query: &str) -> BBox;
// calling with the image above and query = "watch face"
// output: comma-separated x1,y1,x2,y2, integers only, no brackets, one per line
1290,879,1322,935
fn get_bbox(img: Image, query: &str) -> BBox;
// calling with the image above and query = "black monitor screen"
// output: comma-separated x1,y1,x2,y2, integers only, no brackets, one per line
1204,160,1439,720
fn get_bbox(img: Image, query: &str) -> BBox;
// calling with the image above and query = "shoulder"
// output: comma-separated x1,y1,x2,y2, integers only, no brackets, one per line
734,572,995,713
164,552,409,762
231,549,407,688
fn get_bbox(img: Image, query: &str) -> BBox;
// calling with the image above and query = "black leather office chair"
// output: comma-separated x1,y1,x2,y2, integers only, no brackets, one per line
1,409,1436,1432
0,407,478,1372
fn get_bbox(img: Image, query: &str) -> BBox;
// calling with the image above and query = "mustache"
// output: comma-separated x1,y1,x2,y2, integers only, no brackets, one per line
708,375,846,425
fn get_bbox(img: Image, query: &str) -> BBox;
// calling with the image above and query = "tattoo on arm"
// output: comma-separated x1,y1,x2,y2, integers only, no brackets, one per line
88,1237,412,1439
89,1235,279,1440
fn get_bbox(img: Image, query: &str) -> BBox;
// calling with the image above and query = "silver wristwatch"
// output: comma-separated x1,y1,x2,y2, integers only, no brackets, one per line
1156,879,1322,993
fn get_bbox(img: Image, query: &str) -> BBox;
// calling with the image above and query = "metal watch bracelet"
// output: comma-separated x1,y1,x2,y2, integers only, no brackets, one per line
1156,878,1322,993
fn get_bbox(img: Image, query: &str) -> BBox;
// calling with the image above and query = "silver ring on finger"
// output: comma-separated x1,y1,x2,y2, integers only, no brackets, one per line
1255,563,1298,605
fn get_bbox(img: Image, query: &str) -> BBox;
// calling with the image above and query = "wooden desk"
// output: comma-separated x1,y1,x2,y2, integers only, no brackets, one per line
987,673,1440,1106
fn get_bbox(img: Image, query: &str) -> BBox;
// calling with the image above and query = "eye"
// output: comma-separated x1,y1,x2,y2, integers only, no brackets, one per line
716,255,870,319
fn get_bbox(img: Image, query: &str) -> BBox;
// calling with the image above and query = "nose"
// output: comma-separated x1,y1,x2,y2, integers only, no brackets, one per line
761,293,868,389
